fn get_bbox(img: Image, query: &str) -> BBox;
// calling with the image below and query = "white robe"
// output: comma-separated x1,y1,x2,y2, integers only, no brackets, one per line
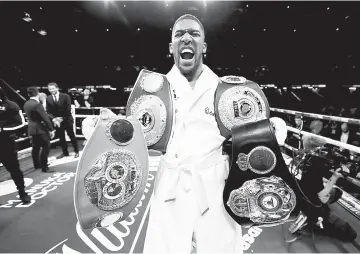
143,65,243,254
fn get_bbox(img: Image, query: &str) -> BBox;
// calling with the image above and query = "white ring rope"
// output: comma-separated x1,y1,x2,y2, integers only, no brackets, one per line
271,107,360,125
287,126,360,154
76,106,125,110
284,143,298,153
72,110,360,154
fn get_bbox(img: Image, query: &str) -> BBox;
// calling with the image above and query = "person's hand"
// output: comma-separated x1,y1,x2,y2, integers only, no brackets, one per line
52,119,59,128
56,117,63,123
332,168,344,180
53,119,60,128
332,165,349,180
99,107,116,119
82,116,98,140
49,130,55,139
270,117,287,146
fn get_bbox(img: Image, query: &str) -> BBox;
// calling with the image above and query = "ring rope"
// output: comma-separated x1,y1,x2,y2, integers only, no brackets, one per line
73,113,361,154
76,106,125,110
284,143,298,153
271,107,360,125
287,126,360,154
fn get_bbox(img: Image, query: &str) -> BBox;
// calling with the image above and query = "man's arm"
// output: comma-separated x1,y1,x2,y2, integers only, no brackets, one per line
65,94,72,116
318,168,344,203
46,98,55,120
36,103,54,132
74,99,80,108
2,101,26,131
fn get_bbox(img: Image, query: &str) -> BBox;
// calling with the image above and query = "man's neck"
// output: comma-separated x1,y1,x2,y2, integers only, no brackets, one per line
30,96,39,102
183,64,204,89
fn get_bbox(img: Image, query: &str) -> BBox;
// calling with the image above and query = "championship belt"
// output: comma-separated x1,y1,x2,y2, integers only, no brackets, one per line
126,69,174,153
214,76,270,139
223,119,299,227
74,115,149,230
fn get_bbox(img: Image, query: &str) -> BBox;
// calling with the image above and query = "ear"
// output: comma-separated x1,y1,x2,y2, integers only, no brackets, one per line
202,42,207,54
169,43,173,54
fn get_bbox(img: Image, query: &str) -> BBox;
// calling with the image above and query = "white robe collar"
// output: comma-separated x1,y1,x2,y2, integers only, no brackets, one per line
166,64,219,101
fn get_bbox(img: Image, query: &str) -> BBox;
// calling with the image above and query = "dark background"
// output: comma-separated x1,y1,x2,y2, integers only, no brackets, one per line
0,1,359,109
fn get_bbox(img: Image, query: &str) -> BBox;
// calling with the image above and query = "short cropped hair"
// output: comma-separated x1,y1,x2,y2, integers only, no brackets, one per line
172,14,205,38
48,82,58,88
27,87,39,97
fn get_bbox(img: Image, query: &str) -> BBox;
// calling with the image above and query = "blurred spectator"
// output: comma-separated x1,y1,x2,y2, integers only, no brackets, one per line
338,123,357,145
302,120,326,151
118,108,126,116
286,113,305,149
295,113,304,131
339,108,347,117
349,107,359,119
324,120,339,140
346,141,360,179
74,89,94,109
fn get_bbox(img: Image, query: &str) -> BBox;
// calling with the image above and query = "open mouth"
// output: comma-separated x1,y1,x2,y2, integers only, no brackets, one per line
180,49,195,60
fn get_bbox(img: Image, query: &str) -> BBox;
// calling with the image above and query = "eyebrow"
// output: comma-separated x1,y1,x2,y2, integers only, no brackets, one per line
174,29,201,34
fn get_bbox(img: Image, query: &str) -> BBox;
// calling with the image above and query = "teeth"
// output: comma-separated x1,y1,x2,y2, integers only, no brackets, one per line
181,49,193,54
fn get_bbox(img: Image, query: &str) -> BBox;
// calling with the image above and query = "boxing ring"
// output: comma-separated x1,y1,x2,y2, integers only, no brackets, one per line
0,105,359,253
72,106,360,218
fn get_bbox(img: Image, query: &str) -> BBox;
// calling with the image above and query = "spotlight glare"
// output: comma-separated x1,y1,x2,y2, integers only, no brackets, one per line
336,28,339,31
37,30,47,36
137,28,140,31
23,17,32,22
106,29,109,32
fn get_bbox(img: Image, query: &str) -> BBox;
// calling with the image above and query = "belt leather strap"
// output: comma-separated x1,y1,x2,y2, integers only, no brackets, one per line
223,119,300,227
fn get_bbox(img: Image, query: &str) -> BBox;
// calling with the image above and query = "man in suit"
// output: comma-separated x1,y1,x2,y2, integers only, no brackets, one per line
338,123,357,145
24,87,55,173
46,82,79,159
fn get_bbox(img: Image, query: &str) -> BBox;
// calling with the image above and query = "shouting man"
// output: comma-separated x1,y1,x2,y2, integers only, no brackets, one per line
143,14,243,254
